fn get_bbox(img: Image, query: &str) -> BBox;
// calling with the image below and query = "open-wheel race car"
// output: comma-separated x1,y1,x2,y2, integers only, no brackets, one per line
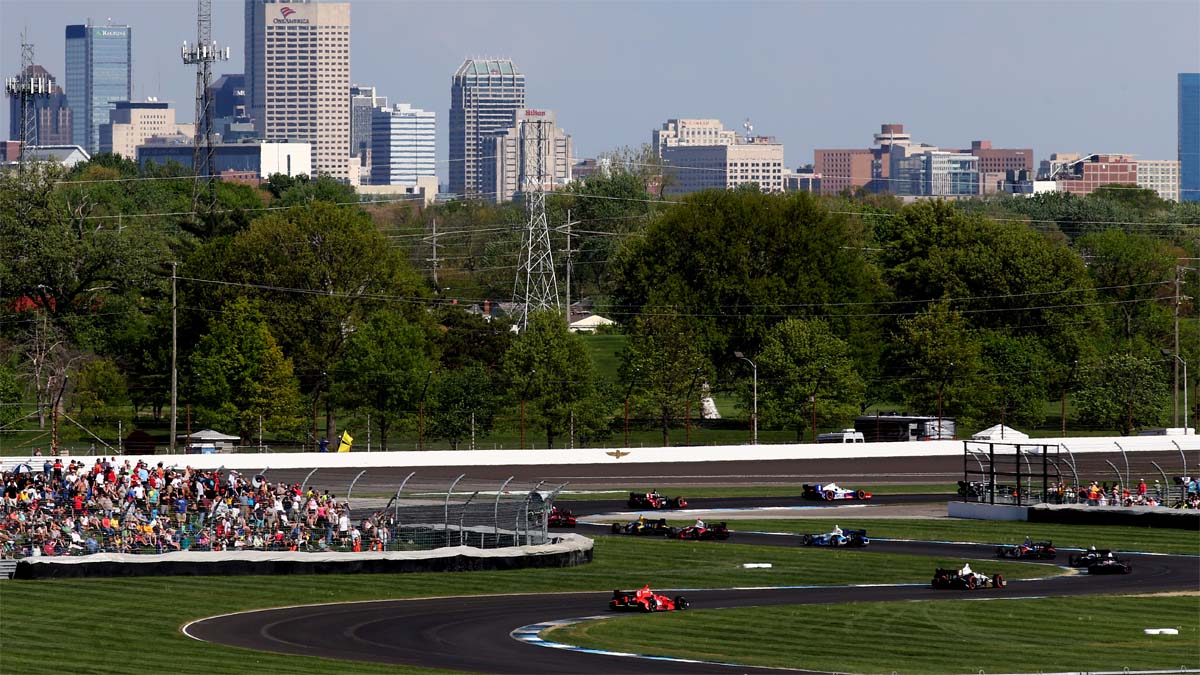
931,564,1006,590
609,585,690,612
670,521,730,540
547,506,576,528
800,526,869,547
610,517,673,536
627,490,687,510
1077,550,1133,575
1068,548,1116,567
801,482,872,501
995,540,1056,560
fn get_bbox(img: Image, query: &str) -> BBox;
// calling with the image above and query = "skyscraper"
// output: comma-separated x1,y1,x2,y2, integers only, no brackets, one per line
1180,73,1200,203
64,22,131,154
245,0,351,182
351,84,387,157
449,58,525,197
480,108,572,203
7,64,72,146
370,103,435,186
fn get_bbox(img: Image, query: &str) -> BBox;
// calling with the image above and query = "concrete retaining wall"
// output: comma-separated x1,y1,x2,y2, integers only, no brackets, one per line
7,435,1193,473
948,501,1030,521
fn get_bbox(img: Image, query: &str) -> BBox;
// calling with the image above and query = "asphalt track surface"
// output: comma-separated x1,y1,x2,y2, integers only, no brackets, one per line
563,492,948,517
184,535,1199,674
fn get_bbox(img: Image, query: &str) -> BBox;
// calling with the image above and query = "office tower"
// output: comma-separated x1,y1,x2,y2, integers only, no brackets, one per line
652,118,737,157
370,103,435,186
661,135,784,196
1181,73,1200,203
479,108,571,203
7,64,72,146
449,58,525,197
246,0,351,181
1136,160,1180,201
99,99,193,159
64,22,132,153
351,85,387,156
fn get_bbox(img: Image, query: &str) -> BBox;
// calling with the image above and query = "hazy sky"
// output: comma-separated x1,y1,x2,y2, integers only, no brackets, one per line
3,0,1198,178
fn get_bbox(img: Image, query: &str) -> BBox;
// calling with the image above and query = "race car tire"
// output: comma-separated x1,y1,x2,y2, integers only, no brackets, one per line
642,600,656,613
824,490,836,501
800,534,813,545
967,576,977,590
674,596,690,610
830,538,842,547
611,524,622,534
1069,554,1082,566
993,574,1006,588
856,490,866,499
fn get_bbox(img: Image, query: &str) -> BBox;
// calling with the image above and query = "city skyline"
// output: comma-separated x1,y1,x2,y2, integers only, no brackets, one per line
2,0,1198,183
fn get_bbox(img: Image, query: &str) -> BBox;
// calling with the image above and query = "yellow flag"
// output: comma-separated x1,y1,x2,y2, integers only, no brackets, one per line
337,430,353,453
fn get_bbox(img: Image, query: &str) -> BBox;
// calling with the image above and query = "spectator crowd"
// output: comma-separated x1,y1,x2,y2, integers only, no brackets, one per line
1,457,394,559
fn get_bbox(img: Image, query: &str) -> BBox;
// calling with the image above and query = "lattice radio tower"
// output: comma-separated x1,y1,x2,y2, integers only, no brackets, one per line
181,0,229,214
5,33,53,166
513,118,560,330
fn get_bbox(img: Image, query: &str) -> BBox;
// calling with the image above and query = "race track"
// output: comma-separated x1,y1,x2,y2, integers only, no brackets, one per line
182,537,1198,674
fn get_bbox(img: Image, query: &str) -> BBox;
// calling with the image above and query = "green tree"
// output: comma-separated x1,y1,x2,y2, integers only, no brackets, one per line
436,306,512,370
756,318,865,441
185,298,303,440
1075,353,1169,435
0,364,22,427
1076,229,1175,345
501,312,606,448
331,312,435,451
427,365,500,449
976,332,1053,429
70,358,127,415
890,303,988,428
618,310,711,446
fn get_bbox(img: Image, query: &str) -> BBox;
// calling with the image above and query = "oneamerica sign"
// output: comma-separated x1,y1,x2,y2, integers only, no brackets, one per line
273,6,311,24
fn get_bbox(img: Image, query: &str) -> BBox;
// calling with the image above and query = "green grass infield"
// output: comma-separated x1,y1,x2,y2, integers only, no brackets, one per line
548,594,1200,674
0,536,1060,674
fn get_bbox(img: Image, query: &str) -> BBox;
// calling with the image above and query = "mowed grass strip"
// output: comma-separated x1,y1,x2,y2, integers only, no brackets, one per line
548,595,1200,674
0,537,1059,675
720,518,1200,555
555,483,957,501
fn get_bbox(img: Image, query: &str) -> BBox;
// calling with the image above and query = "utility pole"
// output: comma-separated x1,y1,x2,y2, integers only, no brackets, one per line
181,0,230,215
170,262,178,453
4,33,53,165
561,209,575,325
513,118,560,330
426,217,441,288
1173,265,1181,428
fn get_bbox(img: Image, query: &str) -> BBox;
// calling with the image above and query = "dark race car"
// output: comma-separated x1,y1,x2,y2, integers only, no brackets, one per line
1068,548,1115,567
547,506,576,528
931,565,1007,590
995,540,1056,560
801,482,872,501
1084,552,1133,575
800,527,869,547
670,522,730,541
610,517,673,536
627,491,687,510
609,585,690,612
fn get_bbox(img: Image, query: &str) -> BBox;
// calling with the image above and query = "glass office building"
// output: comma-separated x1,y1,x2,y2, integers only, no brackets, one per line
449,59,525,197
65,23,132,154
1180,73,1199,203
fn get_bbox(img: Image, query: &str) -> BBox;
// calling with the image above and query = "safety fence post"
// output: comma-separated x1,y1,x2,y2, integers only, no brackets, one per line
493,477,514,546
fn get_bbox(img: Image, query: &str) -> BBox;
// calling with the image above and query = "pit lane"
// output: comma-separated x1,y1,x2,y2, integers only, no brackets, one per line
182,535,1197,674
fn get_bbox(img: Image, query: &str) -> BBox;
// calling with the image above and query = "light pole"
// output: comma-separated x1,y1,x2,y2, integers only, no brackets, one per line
684,368,702,446
1162,349,1189,432
624,367,639,448
520,370,535,450
418,371,432,450
937,361,954,440
810,365,827,443
733,352,757,445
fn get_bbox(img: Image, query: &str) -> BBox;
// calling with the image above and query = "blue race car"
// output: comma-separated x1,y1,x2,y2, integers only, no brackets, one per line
799,527,869,547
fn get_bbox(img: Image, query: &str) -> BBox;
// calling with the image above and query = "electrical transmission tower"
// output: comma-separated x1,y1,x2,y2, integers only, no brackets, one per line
181,0,229,214
4,33,53,165
513,118,560,330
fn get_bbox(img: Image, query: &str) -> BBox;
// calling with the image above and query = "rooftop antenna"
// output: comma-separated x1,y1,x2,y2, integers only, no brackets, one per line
5,31,54,166
743,118,754,142
181,0,230,216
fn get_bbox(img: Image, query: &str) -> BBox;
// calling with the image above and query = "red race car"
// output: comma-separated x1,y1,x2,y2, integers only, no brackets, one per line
609,585,690,612
671,521,730,540
627,491,687,509
547,506,576,528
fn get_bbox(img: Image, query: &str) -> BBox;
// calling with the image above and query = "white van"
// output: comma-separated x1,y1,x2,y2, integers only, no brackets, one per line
817,429,865,443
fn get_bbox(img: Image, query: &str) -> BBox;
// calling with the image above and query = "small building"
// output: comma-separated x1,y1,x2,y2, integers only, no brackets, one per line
568,314,615,333
179,429,241,454
137,140,311,178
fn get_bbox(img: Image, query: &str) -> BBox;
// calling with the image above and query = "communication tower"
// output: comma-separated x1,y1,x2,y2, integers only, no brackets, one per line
4,33,54,165
181,0,230,213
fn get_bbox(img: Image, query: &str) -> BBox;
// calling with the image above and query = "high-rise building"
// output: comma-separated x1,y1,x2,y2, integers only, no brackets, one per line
662,136,784,196
1180,73,1200,203
370,103,436,186
209,74,246,120
449,58,526,197
65,22,132,153
1136,159,1180,202
351,85,387,157
652,118,737,157
7,64,72,146
479,108,571,203
246,0,352,182
99,99,193,159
